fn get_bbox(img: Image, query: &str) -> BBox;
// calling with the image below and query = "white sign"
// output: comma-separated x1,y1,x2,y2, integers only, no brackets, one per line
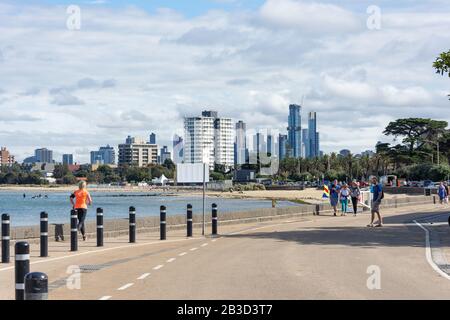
177,163,210,183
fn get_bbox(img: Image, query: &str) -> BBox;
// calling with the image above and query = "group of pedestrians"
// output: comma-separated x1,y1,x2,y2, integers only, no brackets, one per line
438,181,449,204
329,176,383,227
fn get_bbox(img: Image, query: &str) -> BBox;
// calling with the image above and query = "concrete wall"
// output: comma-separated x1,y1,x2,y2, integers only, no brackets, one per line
9,195,435,241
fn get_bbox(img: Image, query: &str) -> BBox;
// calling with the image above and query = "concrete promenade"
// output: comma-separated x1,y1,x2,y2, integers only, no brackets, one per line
1,202,449,299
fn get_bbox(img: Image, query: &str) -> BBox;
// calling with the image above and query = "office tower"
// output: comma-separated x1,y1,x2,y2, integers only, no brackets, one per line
34,148,53,163
62,154,74,165
90,145,116,165
302,129,309,158
149,133,156,145
160,146,171,164
278,134,288,161
184,111,233,169
287,104,302,158
0,147,15,166
118,137,158,167
308,112,319,158
235,121,247,166
173,135,184,164
267,133,273,155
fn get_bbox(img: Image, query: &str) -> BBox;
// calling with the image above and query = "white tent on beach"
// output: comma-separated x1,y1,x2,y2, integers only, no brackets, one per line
152,174,169,186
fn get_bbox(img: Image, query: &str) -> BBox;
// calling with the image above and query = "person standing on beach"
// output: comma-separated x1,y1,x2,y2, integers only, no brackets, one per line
339,183,350,216
329,179,340,216
70,181,92,241
438,182,447,204
367,177,383,228
350,180,361,216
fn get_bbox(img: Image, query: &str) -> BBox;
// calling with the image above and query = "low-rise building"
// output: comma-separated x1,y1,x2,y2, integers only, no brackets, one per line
118,136,158,167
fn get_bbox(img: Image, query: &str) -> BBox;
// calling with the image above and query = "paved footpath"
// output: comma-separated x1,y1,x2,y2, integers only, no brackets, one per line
1,203,450,300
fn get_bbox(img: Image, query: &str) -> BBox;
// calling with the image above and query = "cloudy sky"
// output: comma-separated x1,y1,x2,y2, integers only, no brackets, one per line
0,0,449,162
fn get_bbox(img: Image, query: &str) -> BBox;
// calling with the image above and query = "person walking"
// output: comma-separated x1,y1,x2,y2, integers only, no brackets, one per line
367,177,383,228
444,182,449,204
329,179,340,216
339,183,350,216
70,181,92,241
350,180,361,216
438,182,447,204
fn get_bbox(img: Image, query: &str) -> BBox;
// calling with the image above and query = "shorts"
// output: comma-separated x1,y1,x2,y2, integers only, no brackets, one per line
371,201,381,213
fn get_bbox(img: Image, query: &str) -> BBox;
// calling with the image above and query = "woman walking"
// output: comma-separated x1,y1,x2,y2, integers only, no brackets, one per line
330,180,340,216
70,181,92,241
438,182,447,205
339,183,350,216
350,180,361,216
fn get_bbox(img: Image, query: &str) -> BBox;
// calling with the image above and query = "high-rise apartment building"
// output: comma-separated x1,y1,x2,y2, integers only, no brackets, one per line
62,154,74,165
35,148,53,163
0,147,15,166
160,146,171,164
184,111,233,169
235,120,247,166
307,112,320,158
287,104,302,158
91,145,116,165
173,135,184,164
118,137,158,167
278,134,287,161
149,133,156,145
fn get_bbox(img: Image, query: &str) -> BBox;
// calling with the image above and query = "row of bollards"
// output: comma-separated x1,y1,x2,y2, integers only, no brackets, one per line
2,203,219,300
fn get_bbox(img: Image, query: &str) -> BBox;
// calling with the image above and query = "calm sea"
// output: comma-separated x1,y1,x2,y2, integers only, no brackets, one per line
0,191,299,227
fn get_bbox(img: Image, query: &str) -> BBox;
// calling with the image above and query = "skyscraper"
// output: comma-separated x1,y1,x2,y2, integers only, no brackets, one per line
149,133,156,145
302,128,309,158
184,111,233,169
90,145,116,165
278,134,287,161
160,146,171,164
62,154,73,165
267,133,273,155
235,121,247,166
287,104,301,158
308,112,319,158
172,135,184,164
35,148,53,163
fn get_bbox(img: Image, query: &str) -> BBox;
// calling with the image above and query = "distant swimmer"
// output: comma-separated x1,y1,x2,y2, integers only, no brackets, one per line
23,193,26,199
69,181,92,241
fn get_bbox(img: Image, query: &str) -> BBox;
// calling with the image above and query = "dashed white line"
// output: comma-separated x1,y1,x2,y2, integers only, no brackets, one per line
99,296,112,300
179,252,187,256
167,258,176,263
190,247,198,251
117,283,134,291
137,273,151,280
211,239,217,242
201,243,208,247
153,264,164,270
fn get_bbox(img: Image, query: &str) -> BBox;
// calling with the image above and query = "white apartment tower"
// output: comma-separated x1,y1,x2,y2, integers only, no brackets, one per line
184,111,234,169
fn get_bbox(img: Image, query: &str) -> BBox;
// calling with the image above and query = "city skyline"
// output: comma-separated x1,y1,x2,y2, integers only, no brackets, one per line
1,1,450,162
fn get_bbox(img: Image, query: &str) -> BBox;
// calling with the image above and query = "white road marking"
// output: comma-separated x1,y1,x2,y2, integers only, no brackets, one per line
137,273,150,280
201,243,208,247
99,296,112,300
190,247,198,251
179,252,187,256
0,237,202,273
413,220,450,281
167,258,176,263
153,265,164,270
117,283,134,291
211,239,217,242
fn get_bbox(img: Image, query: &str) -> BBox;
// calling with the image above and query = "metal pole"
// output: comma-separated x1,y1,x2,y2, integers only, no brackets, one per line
97,208,104,247
129,206,136,243
2,214,10,263
40,212,48,257
15,241,30,300
437,142,440,166
202,163,206,236
187,204,193,237
70,209,78,252
24,272,48,300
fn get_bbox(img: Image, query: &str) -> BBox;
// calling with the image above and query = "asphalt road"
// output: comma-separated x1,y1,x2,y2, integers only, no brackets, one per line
1,203,449,300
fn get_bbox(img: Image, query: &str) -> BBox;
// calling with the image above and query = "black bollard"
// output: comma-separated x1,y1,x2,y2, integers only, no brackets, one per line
212,203,218,235
433,196,436,204
160,205,166,240
2,213,10,263
187,204,193,237
448,215,450,227
40,212,48,257
315,204,320,216
129,206,136,243
97,208,104,247
24,272,48,300
15,241,30,300
70,209,78,252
